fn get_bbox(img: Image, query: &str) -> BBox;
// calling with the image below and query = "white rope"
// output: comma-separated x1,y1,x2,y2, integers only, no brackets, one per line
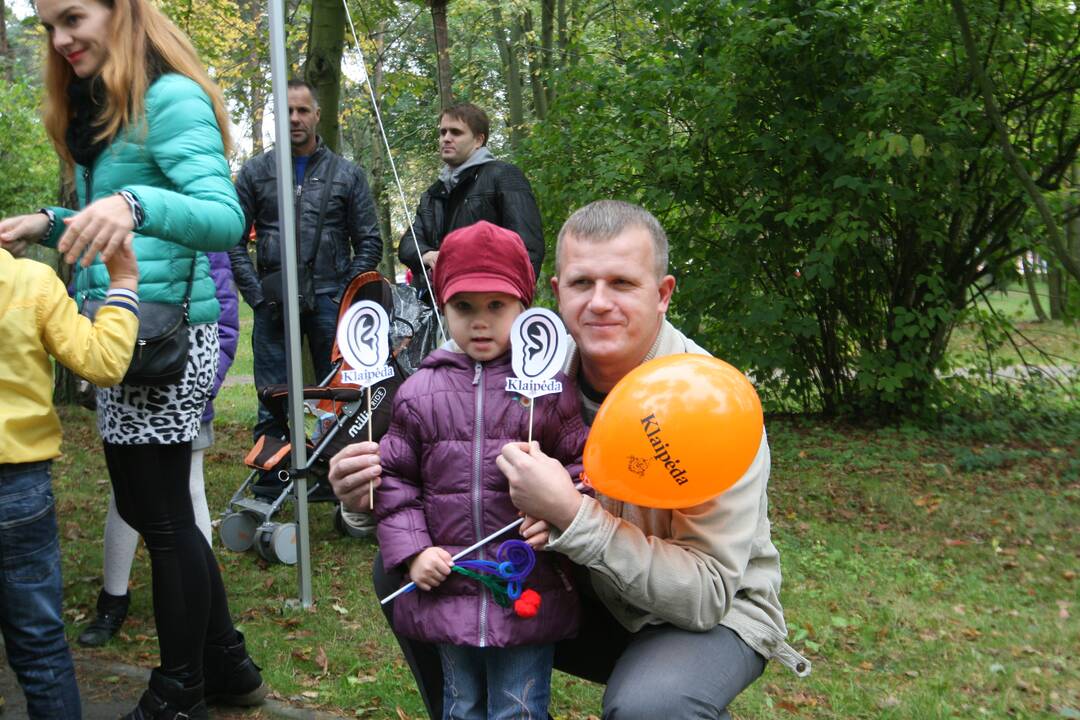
340,3,446,344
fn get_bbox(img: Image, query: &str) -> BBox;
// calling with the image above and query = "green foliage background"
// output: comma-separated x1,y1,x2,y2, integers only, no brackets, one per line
2,0,1077,420
520,0,1079,418
0,80,55,219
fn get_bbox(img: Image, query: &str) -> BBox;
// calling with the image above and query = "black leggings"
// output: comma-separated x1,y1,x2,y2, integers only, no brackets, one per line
104,441,236,686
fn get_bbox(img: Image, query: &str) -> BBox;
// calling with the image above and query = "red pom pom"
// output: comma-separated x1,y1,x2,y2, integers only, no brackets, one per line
513,589,541,618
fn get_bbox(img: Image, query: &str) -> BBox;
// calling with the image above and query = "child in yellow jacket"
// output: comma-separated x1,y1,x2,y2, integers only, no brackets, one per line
0,239,138,716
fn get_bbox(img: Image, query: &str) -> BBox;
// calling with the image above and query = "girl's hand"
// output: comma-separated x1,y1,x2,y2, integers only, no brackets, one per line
519,515,551,550
0,213,50,256
58,194,134,267
408,547,453,591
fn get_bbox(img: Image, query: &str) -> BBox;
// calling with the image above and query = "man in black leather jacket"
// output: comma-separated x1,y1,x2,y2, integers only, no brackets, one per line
229,79,382,442
399,102,543,299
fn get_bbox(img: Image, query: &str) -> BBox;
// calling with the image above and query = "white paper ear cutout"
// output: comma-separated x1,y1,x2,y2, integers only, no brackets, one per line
507,307,568,398
337,300,395,387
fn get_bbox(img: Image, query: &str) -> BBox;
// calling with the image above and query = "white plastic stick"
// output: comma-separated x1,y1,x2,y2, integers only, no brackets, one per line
379,517,525,605
367,386,374,510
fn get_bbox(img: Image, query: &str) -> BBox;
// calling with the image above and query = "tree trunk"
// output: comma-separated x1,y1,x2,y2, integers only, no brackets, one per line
1021,255,1048,322
1,0,10,82
491,2,525,148
1070,165,1080,316
305,0,346,153
52,170,79,405
237,0,266,156
1052,165,1080,318
368,22,396,281
952,0,1080,283
557,0,569,65
430,0,453,110
523,10,547,119
249,77,266,156
541,0,555,106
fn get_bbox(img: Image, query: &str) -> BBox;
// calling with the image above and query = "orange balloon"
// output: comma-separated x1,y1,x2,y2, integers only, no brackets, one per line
582,354,763,508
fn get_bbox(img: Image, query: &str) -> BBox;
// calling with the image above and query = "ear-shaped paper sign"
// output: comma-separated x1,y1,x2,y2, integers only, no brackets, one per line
337,301,394,387
508,308,568,398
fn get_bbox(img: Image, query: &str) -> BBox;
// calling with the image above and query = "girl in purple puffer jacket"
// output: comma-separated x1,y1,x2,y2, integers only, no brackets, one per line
376,222,587,719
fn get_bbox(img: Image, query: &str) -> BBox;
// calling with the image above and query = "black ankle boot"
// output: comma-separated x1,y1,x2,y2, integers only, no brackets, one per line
123,669,208,720
203,631,268,706
77,589,130,647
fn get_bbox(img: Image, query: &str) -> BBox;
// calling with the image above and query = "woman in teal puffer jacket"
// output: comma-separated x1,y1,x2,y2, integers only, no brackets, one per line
0,0,266,716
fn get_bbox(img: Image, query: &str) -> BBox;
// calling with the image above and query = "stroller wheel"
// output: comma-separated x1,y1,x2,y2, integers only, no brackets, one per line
220,511,258,552
253,524,275,562
272,523,298,565
254,523,298,565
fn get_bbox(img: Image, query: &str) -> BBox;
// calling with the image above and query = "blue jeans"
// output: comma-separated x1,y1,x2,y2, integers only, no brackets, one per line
438,643,554,720
0,461,81,719
251,292,339,439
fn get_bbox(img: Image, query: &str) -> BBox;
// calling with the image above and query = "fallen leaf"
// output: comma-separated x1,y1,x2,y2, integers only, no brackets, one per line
315,645,329,675
1015,678,1039,693
347,674,378,685
877,695,900,709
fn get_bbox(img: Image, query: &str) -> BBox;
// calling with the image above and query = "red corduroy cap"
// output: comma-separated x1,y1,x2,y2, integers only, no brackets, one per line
434,221,536,307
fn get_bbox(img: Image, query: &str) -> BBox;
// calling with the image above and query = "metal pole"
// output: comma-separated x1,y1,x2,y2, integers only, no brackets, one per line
268,0,313,607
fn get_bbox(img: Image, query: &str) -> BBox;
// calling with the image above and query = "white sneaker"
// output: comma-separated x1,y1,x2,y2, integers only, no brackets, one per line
335,507,377,539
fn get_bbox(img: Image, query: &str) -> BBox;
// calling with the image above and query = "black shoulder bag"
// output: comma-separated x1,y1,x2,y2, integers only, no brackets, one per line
81,258,195,387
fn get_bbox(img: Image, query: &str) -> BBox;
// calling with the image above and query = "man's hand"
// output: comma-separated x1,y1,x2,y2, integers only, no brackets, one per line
421,250,439,271
328,441,381,512
408,547,453,591
497,442,584,531
58,195,134,268
0,213,49,256
519,515,551,550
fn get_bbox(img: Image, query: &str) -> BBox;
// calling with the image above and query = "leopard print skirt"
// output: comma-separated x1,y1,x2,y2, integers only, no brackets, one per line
96,323,220,445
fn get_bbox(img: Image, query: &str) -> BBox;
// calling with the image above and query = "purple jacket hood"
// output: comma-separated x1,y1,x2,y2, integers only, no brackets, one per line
375,347,588,648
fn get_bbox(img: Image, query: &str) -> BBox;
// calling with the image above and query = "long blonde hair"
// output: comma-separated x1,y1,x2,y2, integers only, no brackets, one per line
42,0,231,167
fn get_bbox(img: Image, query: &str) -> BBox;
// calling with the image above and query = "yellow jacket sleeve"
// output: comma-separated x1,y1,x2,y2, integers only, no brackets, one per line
39,278,138,386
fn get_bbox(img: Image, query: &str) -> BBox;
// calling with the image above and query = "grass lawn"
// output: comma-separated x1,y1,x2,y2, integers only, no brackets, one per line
949,283,1079,368
53,305,1079,718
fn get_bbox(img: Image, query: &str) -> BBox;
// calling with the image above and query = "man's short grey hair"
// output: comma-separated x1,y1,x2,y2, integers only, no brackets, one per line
287,79,320,109
555,200,669,278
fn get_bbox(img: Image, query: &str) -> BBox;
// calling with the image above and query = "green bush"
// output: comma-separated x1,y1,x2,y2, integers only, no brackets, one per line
0,80,56,218
520,0,1079,420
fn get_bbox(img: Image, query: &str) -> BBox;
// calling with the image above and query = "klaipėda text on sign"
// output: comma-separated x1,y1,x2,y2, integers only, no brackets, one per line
341,366,396,387
505,377,563,397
